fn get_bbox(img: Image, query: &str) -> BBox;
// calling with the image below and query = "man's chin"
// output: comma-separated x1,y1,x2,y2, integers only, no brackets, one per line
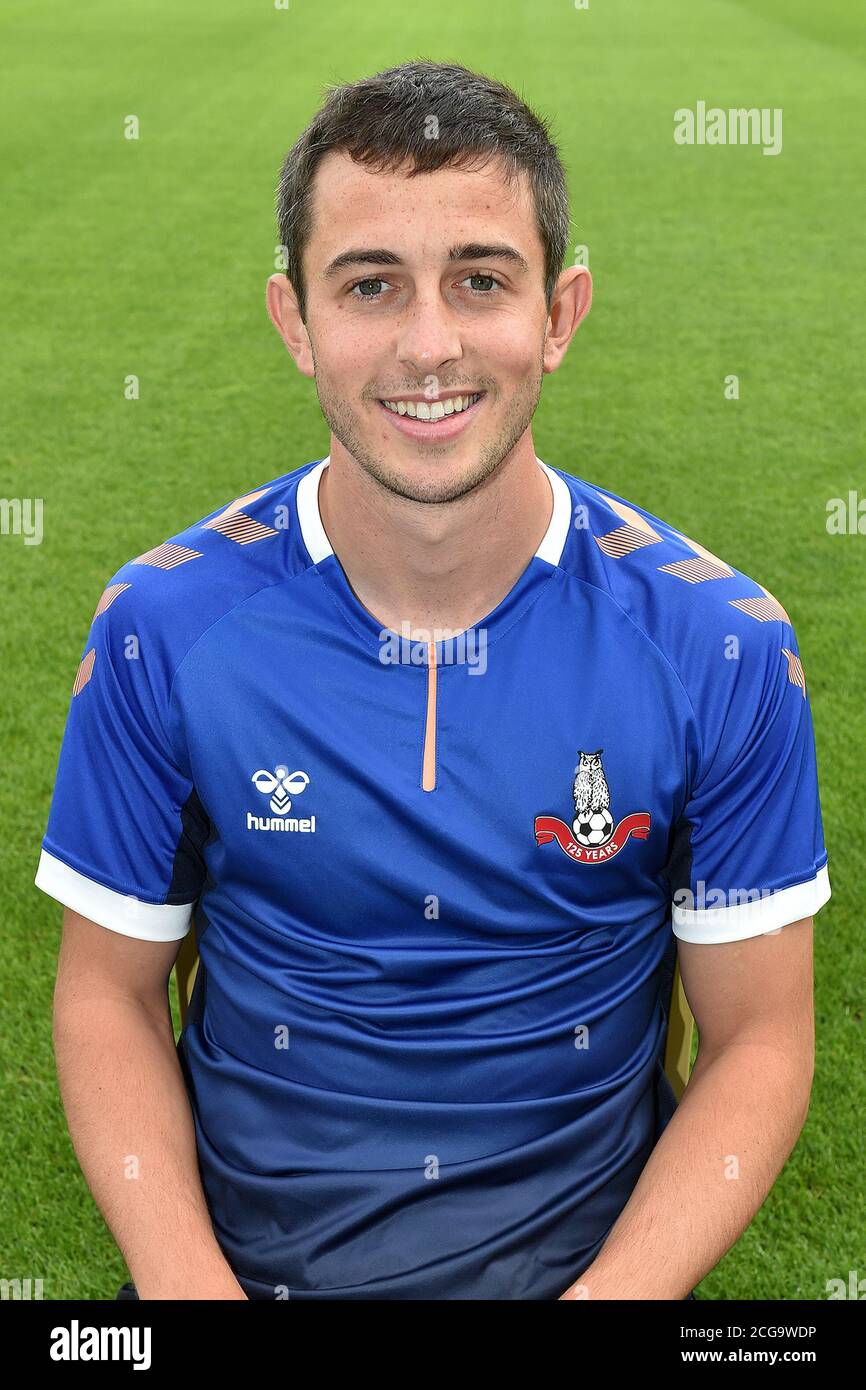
321,394,536,505
363,450,491,506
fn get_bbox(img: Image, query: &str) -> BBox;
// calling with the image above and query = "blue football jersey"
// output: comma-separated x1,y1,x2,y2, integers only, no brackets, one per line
35,456,831,1299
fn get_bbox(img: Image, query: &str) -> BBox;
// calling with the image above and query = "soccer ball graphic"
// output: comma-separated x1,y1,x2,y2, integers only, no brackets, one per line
572,808,614,847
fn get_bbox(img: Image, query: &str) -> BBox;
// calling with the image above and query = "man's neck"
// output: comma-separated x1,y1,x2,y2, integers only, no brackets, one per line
317,440,553,640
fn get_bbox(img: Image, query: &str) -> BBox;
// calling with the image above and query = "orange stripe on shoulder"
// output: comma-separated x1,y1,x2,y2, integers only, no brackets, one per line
781,647,807,697
132,541,203,569
201,487,279,545
91,581,132,622
72,647,96,696
594,496,662,557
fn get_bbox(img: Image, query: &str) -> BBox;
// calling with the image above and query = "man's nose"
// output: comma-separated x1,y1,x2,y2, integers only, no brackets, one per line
395,292,463,377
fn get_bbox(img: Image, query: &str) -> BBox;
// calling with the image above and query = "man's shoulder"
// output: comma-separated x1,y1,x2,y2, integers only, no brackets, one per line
549,463,802,692
86,458,325,670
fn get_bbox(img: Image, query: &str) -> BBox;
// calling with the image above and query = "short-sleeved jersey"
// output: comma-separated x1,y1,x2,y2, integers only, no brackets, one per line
35,456,831,1300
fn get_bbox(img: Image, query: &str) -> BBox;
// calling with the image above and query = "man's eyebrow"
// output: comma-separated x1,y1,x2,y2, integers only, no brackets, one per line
448,242,529,272
320,242,529,279
321,248,404,279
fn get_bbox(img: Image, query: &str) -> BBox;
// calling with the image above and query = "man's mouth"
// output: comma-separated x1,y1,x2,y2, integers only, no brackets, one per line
375,391,486,440
379,392,483,420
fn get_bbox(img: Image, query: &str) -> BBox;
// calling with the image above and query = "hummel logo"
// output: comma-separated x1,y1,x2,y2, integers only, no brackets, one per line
252,765,310,814
247,765,316,833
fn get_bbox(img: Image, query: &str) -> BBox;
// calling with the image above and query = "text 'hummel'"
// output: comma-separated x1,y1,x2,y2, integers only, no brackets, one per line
246,811,316,833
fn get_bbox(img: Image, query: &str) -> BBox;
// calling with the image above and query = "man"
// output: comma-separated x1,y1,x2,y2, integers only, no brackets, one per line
36,60,830,1301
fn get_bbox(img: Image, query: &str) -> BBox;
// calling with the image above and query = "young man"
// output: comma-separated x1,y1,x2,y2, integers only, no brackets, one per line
36,61,830,1301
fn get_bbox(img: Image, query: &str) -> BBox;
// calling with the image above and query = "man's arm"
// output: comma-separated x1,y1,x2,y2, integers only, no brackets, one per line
559,915,815,1300
53,907,247,1300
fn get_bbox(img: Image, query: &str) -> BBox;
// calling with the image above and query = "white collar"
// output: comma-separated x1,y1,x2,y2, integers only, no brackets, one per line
297,454,571,568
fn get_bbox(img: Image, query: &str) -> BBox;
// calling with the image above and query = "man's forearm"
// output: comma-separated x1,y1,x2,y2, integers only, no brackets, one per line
54,994,246,1299
561,1041,813,1300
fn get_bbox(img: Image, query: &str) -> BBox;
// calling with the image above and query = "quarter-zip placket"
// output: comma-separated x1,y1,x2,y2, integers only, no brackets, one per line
421,639,438,791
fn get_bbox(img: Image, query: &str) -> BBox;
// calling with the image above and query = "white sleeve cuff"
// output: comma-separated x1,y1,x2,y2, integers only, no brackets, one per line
672,862,831,943
34,847,194,941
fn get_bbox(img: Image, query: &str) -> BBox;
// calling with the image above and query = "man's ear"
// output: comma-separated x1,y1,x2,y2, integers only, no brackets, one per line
266,273,315,379
542,265,592,374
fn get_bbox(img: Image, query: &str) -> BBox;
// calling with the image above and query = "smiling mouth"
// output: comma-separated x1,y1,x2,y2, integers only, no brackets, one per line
379,392,484,420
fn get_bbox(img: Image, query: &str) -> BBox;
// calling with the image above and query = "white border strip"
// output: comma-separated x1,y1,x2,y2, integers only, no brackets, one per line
673,862,831,943
535,459,573,567
296,456,333,563
35,847,194,941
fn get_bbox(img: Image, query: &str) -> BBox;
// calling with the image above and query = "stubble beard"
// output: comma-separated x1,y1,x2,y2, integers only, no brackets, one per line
309,342,545,506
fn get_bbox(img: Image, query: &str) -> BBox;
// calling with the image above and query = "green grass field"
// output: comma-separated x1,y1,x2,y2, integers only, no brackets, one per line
1,0,863,1301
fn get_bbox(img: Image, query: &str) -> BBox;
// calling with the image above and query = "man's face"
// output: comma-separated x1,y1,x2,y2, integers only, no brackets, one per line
294,150,553,505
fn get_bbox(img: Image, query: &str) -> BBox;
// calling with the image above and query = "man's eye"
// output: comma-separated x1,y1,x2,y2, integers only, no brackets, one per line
349,277,389,299
461,273,499,294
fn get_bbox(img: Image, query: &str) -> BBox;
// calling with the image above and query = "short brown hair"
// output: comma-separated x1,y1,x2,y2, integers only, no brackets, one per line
275,59,571,321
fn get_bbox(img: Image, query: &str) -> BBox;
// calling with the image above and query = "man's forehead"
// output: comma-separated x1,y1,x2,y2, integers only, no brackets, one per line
305,149,539,264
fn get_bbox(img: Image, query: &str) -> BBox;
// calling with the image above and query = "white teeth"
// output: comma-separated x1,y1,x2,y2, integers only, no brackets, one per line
381,393,480,420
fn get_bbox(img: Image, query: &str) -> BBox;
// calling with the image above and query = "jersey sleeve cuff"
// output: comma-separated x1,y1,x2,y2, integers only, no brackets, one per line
672,861,831,943
34,847,194,941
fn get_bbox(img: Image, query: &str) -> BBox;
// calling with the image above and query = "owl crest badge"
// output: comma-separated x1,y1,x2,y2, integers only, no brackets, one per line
534,749,651,864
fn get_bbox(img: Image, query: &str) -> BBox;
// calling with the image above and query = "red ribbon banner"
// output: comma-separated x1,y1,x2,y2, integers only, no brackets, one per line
534,811,651,863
